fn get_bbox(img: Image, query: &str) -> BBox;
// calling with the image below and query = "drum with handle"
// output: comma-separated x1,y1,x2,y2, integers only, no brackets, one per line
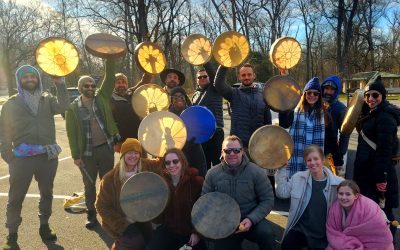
131,84,170,118
191,192,241,239
212,31,250,68
263,75,301,112
134,41,166,74
269,36,302,70
181,34,212,66
35,37,79,76
341,89,364,136
85,33,127,59
120,172,170,222
180,106,216,144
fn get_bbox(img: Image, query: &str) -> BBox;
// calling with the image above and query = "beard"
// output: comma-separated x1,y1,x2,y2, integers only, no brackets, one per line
82,89,95,98
114,87,127,96
166,80,179,89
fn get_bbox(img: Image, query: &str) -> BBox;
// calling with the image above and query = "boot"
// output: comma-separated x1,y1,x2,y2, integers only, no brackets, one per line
85,210,98,229
39,224,57,241
2,233,19,250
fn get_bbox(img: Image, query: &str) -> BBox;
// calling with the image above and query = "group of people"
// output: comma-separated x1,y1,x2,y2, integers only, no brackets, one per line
0,52,399,250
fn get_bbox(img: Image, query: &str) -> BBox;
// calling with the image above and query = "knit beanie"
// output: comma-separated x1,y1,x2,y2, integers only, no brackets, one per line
364,75,386,100
77,75,95,93
304,77,322,92
120,138,142,158
170,86,191,104
15,65,43,95
115,73,128,82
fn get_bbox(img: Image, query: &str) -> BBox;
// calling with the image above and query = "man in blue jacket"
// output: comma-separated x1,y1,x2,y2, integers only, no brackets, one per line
321,75,349,175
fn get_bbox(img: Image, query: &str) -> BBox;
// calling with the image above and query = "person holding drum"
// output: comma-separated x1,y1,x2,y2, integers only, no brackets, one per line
160,68,185,94
96,138,162,250
353,75,400,238
202,135,275,250
146,148,206,250
321,75,349,176
110,72,152,152
65,59,120,229
192,65,224,169
168,87,207,177
286,77,329,178
275,144,342,250
1,65,69,249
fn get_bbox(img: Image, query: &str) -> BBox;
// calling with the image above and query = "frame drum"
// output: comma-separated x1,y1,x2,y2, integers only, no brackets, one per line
269,37,301,70
180,106,216,144
341,89,364,136
212,31,250,68
134,41,166,74
85,33,127,59
181,34,212,66
131,84,170,118
264,75,301,112
120,172,169,222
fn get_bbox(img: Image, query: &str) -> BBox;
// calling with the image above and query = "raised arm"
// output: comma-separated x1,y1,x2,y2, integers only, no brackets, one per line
214,65,233,102
49,77,69,114
97,59,116,99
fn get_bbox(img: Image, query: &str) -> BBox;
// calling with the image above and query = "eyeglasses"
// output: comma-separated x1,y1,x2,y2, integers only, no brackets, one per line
172,95,185,100
197,75,208,79
83,84,96,89
165,159,180,166
364,92,380,99
223,148,242,154
306,91,320,97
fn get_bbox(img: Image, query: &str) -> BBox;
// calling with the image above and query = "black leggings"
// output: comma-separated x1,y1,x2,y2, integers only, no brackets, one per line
281,230,325,250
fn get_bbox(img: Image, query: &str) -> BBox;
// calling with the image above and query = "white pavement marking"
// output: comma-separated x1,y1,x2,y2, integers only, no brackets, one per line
0,156,72,181
0,193,70,199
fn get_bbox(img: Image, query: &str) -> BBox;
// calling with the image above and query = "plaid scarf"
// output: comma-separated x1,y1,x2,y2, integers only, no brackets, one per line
287,109,325,177
77,97,116,157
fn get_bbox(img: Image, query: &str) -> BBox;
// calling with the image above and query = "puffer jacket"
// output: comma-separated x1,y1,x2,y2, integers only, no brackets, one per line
275,166,342,240
353,100,400,208
202,154,274,225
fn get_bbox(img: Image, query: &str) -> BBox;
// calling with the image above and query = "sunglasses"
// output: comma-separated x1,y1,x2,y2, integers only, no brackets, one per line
172,95,185,100
83,84,96,89
197,75,208,79
165,159,180,166
306,91,320,97
364,92,380,99
223,148,242,154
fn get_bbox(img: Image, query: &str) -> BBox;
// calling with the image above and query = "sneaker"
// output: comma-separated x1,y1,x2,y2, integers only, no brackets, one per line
85,210,98,229
39,224,57,241
3,233,19,250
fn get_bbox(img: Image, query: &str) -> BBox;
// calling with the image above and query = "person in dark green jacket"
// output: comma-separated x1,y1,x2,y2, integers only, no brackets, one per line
65,59,120,229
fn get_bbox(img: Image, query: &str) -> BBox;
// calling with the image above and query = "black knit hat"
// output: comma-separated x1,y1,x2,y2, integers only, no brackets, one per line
364,75,386,100
170,86,191,105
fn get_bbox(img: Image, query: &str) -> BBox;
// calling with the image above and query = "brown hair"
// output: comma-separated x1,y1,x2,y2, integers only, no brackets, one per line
163,148,189,177
222,135,243,148
297,93,331,124
303,144,325,162
337,179,360,194
240,63,254,71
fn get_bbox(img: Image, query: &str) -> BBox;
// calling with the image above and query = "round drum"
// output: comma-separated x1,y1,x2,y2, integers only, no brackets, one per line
180,106,216,144
85,33,127,59
120,172,169,222
212,31,250,68
35,37,79,77
138,111,187,157
249,125,294,169
341,89,364,136
264,75,301,112
269,37,301,70
181,34,212,66
191,192,241,239
131,84,170,118
134,42,166,74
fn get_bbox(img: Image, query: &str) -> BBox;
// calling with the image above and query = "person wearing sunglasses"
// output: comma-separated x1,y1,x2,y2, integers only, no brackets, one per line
202,135,275,249
147,148,206,250
96,138,162,250
353,75,400,239
65,59,121,228
168,87,207,178
321,76,349,177
192,65,224,170
285,77,329,178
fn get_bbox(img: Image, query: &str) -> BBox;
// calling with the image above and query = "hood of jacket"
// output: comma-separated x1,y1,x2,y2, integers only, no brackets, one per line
321,75,341,102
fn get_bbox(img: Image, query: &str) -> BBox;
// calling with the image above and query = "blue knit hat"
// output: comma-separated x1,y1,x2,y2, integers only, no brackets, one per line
304,77,321,92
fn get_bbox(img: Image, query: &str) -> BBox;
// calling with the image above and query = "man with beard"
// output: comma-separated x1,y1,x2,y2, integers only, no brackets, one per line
65,59,120,228
110,72,152,152
321,75,349,175
160,68,186,94
1,65,69,249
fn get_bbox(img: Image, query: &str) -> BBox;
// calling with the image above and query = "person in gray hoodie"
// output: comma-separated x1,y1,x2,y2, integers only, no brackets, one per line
0,65,69,249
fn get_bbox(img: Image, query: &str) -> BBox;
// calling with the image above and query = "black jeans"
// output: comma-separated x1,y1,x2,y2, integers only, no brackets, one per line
281,229,325,250
201,128,224,169
146,226,207,250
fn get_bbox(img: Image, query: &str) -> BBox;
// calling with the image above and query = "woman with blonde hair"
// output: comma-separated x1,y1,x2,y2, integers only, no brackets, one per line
96,138,162,250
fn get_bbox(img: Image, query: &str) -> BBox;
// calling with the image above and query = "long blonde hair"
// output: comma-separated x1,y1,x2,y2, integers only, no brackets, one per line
118,156,142,183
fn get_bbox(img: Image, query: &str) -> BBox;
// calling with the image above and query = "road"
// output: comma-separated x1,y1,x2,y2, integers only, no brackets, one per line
0,102,399,249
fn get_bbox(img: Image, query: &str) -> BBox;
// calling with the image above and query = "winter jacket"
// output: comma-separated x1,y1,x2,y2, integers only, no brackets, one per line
95,158,162,238
0,81,69,163
154,168,204,236
214,66,271,147
321,76,349,166
65,60,119,160
192,62,224,128
353,100,400,208
275,166,342,240
202,154,274,225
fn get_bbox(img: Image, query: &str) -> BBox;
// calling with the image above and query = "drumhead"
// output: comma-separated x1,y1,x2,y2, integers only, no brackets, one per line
134,42,166,74
341,89,364,136
120,172,170,222
264,75,301,112
212,31,250,68
191,192,241,239
181,34,212,66
131,84,170,118
85,33,127,59
269,37,302,70
180,106,216,144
